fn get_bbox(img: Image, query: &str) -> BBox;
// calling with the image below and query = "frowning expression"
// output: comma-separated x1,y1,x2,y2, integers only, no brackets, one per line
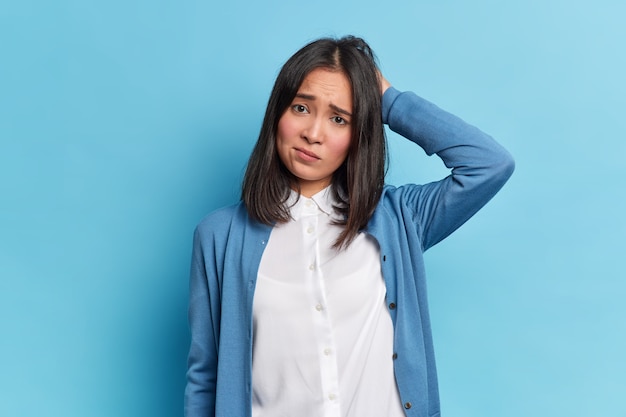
276,68,353,197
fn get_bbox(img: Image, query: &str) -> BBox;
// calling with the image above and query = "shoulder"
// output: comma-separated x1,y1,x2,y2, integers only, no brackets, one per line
194,201,272,244
371,183,430,226
195,201,249,237
367,184,426,246
379,183,423,205
370,183,424,225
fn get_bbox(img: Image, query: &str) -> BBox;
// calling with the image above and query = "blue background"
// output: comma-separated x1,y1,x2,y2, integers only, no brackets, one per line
1,1,624,416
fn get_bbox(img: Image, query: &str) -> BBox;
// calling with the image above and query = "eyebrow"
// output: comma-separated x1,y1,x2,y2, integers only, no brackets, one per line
295,93,352,117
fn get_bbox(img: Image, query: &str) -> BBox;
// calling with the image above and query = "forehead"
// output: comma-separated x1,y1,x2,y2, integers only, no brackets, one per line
297,68,353,108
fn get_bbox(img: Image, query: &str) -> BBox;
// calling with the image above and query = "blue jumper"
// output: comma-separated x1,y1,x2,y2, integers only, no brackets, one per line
185,87,515,417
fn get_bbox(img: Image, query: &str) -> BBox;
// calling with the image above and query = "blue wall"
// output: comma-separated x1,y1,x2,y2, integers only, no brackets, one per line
1,1,624,416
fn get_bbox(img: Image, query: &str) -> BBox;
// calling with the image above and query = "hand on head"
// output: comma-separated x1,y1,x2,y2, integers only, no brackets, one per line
378,71,391,95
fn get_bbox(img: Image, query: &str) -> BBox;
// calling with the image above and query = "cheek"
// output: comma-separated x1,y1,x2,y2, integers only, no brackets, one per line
275,116,294,165
332,132,352,161
276,114,297,144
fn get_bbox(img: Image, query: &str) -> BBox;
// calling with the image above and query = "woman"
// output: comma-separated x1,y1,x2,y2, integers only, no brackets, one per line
185,36,514,417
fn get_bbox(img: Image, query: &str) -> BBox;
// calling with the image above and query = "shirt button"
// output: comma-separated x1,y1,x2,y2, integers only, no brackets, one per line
315,304,323,311
309,264,315,271
305,200,313,207
389,302,396,310
323,348,331,356
392,353,398,360
328,393,336,401
404,402,412,409
306,226,314,234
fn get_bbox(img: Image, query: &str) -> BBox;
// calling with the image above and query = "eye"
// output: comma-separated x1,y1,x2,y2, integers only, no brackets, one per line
292,104,308,114
331,116,348,125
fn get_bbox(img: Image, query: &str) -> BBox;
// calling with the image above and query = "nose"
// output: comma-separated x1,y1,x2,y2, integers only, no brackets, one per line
302,116,324,144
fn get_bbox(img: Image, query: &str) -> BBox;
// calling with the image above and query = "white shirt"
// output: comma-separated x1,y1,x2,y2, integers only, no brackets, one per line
252,187,405,417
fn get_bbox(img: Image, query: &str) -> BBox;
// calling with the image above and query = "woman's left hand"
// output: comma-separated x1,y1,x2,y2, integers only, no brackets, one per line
378,71,391,95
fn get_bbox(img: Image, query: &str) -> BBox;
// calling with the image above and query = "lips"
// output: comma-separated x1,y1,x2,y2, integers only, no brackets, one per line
295,147,320,161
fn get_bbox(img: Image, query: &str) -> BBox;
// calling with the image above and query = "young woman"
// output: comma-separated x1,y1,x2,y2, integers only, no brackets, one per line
185,36,514,417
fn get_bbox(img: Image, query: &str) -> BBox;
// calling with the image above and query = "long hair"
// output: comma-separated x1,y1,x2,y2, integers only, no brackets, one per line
241,35,386,249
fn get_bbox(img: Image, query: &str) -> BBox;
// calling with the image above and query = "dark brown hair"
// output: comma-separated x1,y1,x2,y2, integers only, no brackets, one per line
241,35,386,248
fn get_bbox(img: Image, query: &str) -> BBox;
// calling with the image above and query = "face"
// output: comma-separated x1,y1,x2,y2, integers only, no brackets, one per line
276,68,353,197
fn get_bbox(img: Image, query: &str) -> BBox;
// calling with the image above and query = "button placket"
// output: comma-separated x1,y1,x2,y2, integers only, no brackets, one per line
304,203,340,416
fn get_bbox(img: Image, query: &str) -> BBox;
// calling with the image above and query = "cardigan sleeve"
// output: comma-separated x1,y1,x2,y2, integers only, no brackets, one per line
382,87,515,251
185,226,219,417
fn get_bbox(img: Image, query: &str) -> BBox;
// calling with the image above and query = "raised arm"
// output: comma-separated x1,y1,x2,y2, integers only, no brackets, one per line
381,82,515,251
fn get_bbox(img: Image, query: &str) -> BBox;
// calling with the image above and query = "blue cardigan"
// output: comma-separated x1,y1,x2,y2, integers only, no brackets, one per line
185,87,515,417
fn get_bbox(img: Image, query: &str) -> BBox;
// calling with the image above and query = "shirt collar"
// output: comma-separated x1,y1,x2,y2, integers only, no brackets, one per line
287,186,338,220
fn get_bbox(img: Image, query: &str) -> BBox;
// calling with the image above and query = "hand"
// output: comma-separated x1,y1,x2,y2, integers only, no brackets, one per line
377,71,391,95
